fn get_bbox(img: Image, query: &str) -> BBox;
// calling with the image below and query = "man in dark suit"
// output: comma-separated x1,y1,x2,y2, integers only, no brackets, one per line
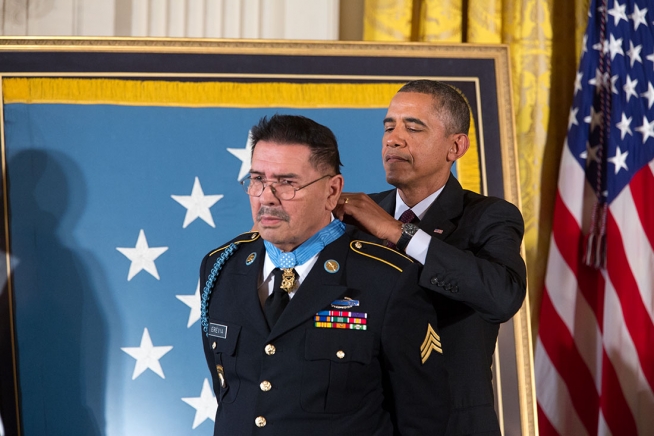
335,80,527,435
200,114,451,435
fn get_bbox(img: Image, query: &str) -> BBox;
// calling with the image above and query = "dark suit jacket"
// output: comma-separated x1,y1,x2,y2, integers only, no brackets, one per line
370,175,527,436
200,227,451,436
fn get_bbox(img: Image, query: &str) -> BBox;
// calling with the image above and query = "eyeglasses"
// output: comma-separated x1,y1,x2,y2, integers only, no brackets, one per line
240,174,334,201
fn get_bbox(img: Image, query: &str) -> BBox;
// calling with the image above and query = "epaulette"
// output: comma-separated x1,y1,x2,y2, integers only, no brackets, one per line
349,240,414,273
209,231,260,256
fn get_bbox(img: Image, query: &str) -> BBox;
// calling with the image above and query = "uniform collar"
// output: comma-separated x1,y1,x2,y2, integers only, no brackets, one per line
261,251,319,289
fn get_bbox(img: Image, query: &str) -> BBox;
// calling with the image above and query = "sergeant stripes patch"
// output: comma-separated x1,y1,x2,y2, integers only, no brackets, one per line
420,323,442,363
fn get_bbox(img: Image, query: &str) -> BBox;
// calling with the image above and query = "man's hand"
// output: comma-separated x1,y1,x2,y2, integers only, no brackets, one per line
334,193,403,244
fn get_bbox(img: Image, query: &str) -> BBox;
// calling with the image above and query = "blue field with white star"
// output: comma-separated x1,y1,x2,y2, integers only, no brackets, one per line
4,103,391,435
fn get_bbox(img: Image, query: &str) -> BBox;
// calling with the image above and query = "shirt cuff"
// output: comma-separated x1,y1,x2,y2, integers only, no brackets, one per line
405,229,430,265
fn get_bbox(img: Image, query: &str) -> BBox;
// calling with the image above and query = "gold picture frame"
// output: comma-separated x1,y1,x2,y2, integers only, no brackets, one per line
0,37,535,436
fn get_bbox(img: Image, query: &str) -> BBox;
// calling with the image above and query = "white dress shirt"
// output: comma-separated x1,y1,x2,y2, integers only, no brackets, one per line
257,251,320,306
394,186,444,265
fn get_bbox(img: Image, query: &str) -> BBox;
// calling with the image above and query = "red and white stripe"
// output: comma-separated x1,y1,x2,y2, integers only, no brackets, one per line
536,147,654,435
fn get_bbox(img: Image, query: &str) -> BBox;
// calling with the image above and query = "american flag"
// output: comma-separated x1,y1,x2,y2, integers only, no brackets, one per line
535,1,654,435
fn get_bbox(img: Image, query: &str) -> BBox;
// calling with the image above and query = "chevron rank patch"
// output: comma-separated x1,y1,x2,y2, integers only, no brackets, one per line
420,323,442,364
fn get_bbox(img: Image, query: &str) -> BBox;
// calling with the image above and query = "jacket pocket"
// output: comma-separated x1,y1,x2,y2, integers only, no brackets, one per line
209,321,241,404
300,328,375,414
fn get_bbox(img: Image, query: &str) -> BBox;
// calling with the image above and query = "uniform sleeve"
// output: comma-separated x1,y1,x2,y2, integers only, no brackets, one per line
418,200,527,323
199,254,222,398
381,261,451,436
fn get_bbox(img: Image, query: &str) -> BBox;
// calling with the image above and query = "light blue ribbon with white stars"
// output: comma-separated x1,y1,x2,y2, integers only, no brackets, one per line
264,219,345,268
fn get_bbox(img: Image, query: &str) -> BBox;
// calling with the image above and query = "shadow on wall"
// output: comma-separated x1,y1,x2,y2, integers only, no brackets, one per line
0,241,15,436
8,149,114,435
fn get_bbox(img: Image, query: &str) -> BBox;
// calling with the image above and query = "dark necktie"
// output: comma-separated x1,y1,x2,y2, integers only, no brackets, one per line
264,268,296,328
387,209,420,249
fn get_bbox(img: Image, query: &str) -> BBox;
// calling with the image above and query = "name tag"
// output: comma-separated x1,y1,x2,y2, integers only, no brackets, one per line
208,323,228,339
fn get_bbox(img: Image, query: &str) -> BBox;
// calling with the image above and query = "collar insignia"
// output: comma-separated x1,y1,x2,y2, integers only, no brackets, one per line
324,259,340,273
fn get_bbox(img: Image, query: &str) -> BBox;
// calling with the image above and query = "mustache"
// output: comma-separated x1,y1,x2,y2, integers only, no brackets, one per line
257,206,290,222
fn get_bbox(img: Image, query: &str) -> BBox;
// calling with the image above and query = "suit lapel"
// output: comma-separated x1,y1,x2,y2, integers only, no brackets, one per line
223,240,269,334
418,175,463,241
268,234,350,341
377,190,396,215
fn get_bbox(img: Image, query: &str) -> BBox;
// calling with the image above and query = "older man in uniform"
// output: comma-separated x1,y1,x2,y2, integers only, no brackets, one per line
336,80,527,435
199,114,451,435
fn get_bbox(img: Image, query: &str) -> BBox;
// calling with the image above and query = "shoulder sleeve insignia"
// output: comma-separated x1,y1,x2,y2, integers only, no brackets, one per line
209,232,260,256
349,240,413,272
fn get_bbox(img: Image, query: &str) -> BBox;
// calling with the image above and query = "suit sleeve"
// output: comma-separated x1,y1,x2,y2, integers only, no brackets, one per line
419,199,527,323
381,262,451,436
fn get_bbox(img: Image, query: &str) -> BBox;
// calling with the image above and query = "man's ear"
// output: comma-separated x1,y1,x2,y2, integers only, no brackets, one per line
326,175,344,211
447,133,470,162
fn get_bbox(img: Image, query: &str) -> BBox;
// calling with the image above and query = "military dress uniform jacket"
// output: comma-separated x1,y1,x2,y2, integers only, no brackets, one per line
370,175,527,436
200,227,450,436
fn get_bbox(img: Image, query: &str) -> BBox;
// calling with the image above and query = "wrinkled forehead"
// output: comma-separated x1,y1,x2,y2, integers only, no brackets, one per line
250,141,315,177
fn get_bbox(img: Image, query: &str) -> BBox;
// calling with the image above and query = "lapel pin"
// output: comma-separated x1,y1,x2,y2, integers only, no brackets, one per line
434,229,443,234
245,252,257,265
324,259,340,273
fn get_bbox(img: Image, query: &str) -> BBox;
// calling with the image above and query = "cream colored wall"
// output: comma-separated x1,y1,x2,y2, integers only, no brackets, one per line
0,0,340,39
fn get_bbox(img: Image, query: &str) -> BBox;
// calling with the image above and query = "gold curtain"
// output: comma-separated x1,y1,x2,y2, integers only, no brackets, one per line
364,0,589,334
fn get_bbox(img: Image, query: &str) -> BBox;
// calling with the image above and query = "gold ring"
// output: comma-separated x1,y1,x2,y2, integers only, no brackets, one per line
344,197,349,204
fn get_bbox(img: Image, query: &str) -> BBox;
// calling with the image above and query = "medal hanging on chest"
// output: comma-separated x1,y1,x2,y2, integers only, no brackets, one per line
280,268,296,292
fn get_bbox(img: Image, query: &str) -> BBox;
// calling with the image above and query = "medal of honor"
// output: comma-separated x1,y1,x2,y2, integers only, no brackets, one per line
280,268,296,292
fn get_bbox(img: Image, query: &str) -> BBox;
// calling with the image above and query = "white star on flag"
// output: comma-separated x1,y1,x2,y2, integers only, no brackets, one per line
607,145,629,174
641,82,654,109
635,115,654,143
171,177,223,228
610,74,619,94
608,1,627,26
626,41,642,67
584,106,603,132
176,280,201,328
608,34,624,60
580,141,600,166
227,131,254,181
623,75,639,101
616,113,633,139
574,71,584,94
116,229,168,280
592,39,609,55
646,51,654,67
568,107,579,129
121,328,173,380
588,67,609,92
182,378,217,429
629,4,648,30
